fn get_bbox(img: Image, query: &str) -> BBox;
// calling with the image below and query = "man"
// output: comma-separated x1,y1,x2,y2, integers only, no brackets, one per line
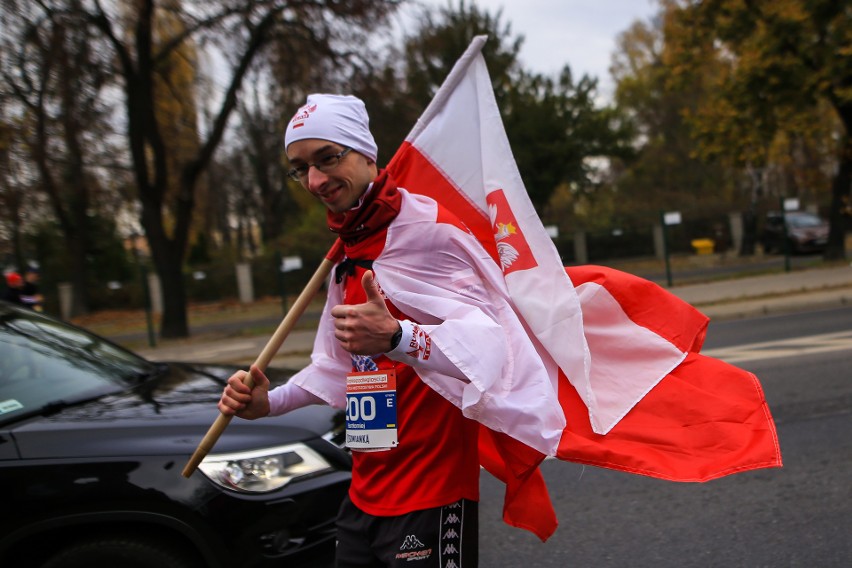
20,267,44,312
218,94,561,567
3,272,25,306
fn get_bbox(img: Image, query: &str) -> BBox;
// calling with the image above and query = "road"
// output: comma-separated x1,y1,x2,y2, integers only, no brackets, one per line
703,305,852,352
477,306,852,567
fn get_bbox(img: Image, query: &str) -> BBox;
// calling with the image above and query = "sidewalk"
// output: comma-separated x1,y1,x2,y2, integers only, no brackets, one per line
134,264,852,370
670,263,852,317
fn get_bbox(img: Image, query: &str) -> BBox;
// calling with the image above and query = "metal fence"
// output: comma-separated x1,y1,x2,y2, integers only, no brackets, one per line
45,203,841,318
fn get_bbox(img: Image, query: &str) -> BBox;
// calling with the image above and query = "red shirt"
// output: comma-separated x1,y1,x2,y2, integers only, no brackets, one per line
342,231,480,516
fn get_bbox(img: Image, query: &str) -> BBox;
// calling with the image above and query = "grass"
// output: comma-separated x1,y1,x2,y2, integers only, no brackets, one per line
72,295,325,341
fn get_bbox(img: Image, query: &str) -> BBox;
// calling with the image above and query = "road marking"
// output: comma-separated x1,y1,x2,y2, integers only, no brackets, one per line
702,330,852,363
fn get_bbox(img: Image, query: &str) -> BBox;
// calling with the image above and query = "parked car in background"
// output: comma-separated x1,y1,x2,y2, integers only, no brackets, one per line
761,211,829,254
0,300,350,568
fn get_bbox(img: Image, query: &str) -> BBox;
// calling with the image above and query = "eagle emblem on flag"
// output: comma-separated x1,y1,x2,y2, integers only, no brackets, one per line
487,189,537,275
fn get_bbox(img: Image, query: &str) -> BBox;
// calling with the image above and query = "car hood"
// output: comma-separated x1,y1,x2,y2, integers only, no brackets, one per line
6,362,342,460
791,226,828,236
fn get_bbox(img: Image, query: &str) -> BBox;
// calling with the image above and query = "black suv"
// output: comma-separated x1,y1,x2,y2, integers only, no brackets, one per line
0,301,350,568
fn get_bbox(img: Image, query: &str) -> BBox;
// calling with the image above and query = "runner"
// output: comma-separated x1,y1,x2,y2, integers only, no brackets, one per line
218,94,560,567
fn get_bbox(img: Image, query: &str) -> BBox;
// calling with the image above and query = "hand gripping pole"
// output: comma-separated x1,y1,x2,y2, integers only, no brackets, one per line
181,240,344,478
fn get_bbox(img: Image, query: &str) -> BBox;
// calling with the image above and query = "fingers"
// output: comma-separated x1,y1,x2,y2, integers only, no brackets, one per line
361,270,383,304
248,364,270,391
224,371,250,396
218,372,248,415
330,270,397,354
217,368,266,416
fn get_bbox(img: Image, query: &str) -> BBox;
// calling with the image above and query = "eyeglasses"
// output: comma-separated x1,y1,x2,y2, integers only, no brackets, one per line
287,147,352,182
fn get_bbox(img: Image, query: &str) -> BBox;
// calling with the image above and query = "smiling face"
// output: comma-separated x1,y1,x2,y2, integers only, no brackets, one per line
286,139,378,213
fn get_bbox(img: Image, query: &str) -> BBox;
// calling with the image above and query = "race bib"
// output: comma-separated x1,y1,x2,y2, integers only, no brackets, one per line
345,370,398,451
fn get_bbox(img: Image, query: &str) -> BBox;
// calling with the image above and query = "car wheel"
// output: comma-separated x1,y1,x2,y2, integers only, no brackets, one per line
41,536,200,568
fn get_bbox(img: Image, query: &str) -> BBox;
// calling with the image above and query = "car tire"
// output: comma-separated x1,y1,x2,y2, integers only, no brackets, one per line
41,535,201,568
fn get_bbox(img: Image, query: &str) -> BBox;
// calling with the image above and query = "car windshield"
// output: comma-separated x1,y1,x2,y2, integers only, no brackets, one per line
787,213,823,228
0,303,159,425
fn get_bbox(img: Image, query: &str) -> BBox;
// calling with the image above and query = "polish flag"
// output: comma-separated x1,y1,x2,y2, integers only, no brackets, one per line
386,36,781,541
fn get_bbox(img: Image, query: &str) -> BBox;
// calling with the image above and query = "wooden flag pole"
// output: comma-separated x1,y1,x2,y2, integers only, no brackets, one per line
181,240,343,478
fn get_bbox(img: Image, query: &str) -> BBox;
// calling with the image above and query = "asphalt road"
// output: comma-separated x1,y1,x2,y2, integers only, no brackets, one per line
703,305,852,349
476,307,852,567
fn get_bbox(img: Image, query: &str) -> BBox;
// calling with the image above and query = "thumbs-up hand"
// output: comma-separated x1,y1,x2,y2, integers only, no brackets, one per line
330,271,401,354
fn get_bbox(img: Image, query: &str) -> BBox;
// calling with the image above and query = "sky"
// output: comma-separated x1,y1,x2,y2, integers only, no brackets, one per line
401,0,660,99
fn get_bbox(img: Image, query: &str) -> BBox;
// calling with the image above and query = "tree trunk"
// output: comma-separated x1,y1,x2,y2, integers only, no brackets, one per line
146,225,189,338
825,133,851,260
826,105,852,260
157,258,189,339
66,231,90,317
740,207,757,256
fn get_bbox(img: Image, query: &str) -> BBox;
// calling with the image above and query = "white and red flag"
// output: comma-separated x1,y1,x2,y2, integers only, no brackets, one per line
386,36,781,541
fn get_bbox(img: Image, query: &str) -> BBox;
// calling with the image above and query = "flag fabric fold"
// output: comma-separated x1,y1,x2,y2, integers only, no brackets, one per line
385,35,781,541
560,265,781,482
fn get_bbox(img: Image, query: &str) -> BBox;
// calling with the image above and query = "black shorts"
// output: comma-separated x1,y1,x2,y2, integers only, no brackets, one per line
335,495,478,568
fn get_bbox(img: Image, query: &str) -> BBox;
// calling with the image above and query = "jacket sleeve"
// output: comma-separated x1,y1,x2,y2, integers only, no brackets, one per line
267,382,327,416
278,274,351,409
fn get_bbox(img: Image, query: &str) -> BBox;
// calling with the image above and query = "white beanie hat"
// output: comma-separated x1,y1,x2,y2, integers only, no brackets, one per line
284,94,378,162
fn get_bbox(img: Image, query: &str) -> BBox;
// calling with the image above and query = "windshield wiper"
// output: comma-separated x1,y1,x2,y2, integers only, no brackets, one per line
39,400,73,416
129,362,169,381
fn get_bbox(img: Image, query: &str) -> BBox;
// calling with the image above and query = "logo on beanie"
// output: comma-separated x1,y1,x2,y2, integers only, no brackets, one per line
290,103,317,129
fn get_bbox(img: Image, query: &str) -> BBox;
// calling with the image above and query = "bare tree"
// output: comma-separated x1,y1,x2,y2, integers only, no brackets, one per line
83,0,400,338
236,85,295,244
1,0,116,316
0,114,26,271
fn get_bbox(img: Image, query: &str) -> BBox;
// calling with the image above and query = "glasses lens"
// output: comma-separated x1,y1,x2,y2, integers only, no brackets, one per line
288,148,349,181
315,154,340,173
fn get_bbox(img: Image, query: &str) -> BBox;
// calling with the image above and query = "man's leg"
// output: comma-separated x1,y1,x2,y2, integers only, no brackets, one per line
336,495,384,568
373,499,479,568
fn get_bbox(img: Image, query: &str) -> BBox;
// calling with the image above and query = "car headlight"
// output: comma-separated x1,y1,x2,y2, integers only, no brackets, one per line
198,443,332,493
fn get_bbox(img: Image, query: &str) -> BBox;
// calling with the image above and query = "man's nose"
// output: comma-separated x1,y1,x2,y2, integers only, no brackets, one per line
306,166,329,191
